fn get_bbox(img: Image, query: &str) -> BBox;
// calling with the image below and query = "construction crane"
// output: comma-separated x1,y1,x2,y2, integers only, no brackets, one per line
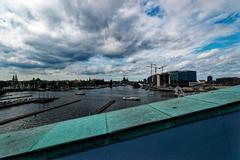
146,64,167,76
146,63,156,76
158,65,167,73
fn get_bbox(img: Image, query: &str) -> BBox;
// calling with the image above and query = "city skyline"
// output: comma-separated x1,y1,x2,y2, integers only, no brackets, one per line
0,0,240,80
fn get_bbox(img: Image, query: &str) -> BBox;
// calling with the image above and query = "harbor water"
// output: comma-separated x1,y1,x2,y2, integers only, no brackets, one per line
0,86,175,134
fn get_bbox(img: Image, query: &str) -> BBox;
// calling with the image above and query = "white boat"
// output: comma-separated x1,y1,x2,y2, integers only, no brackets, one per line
122,96,141,101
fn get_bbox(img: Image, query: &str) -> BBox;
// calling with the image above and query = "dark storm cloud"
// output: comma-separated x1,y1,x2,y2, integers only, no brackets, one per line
81,70,106,75
24,34,93,66
1,0,160,70
0,61,47,69
60,0,126,32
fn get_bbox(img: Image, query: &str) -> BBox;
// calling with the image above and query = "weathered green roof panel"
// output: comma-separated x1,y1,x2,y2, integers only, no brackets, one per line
186,89,240,105
31,114,107,151
149,97,218,117
0,124,55,158
216,85,240,93
106,105,170,133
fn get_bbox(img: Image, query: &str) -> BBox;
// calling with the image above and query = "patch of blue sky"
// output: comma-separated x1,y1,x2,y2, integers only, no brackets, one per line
196,32,240,53
139,0,164,18
140,0,149,6
215,12,240,24
145,5,164,17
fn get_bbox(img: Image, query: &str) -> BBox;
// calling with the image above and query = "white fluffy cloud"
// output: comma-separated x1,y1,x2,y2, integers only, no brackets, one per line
197,49,220,59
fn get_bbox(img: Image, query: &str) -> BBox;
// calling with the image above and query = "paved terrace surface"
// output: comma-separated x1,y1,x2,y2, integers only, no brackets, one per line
0,85,240,159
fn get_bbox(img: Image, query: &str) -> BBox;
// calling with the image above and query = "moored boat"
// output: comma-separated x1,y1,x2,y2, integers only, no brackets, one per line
122,96,141,101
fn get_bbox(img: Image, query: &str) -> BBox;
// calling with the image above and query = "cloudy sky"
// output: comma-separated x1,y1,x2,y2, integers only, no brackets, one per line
0,0,239,81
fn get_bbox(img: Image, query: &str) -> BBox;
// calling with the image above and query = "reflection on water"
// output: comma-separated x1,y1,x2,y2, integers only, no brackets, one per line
0,86,175,133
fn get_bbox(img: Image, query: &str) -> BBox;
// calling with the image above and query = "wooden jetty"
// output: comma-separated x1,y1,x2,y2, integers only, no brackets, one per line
96,100,116,113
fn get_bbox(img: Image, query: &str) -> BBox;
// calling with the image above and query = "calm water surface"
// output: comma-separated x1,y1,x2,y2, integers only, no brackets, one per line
0,86,175,133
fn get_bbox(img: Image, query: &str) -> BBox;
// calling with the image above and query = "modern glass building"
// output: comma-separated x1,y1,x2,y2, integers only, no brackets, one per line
169,70,197,86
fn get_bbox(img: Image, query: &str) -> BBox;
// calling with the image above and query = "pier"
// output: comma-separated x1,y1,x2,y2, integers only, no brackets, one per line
96,100,116,113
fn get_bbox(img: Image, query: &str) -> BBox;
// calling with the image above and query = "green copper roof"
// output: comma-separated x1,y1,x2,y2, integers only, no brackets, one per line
31,114,107,151
106,104,169,133
0,85,240,159
149,98,218,117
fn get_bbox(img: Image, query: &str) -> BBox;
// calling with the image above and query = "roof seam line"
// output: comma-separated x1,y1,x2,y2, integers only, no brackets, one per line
29,125,57,151
149,105,172,117
104,113,109,133
185,97,220,105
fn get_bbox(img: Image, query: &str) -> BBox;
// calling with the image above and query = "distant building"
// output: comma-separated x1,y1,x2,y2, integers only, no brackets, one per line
122,77,129,83
199,80,206,84
92,79,105,85
207,76,213,84
147,73,171,88
11,74,20,89
169,70,197,87
216,77,240,86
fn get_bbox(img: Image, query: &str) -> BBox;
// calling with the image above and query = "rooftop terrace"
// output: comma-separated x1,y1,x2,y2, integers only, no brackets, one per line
0,85,240,159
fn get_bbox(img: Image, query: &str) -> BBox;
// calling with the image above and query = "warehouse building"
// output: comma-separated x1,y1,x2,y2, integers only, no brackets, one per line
216,77,240,86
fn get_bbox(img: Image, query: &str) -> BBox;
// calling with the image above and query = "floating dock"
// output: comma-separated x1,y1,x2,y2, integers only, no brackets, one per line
0,85,240,159
0,97,58,109
0,95,32,101
0,98,35,109
96,100,116,113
